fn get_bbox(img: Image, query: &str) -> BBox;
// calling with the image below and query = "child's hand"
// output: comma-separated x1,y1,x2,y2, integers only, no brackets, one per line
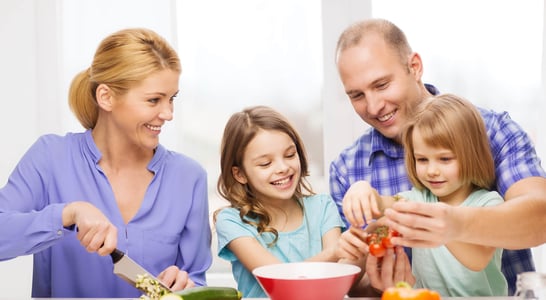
336,226,370,260
342,181,383,228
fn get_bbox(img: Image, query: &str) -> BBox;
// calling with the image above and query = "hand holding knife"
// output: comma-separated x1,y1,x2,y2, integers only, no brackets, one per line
110,248,172,294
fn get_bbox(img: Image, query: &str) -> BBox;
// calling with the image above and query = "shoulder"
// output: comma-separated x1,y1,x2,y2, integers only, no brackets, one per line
465,189,504,206
25,132,84,157
216,207,242,221
477,106,524,136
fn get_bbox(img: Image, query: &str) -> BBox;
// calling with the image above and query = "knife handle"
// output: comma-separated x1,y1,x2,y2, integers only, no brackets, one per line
110,248,125,264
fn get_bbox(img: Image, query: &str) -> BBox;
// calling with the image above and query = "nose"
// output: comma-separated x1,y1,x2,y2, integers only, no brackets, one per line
366,93,385,116
159,103,174,121
275,159,290,173
427,162,440,176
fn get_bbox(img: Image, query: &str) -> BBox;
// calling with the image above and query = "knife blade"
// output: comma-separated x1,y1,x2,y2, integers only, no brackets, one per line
110,248,172,294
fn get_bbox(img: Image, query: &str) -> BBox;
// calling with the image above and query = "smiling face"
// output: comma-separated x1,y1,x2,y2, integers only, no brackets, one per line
232,129,301,205
106,69,180,151
412,129,472,205
337,35,427,142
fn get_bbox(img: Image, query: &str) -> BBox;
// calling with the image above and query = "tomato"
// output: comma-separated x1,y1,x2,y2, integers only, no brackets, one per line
382,236,394,249
382,282,441,300
369,242,386,257
367,225,401,256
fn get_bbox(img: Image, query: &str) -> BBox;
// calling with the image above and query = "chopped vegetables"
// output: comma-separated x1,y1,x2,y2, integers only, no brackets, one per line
136,273,170,300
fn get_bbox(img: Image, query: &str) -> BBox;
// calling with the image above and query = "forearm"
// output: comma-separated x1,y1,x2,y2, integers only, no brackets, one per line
456,196,546,248
306,246,338,262
0,203,67,259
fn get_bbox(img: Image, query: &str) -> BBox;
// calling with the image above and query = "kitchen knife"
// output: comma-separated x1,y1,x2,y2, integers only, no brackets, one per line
110,248,172,293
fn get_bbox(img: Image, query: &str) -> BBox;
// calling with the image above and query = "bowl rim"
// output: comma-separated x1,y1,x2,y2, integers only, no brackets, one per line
252,261,361,280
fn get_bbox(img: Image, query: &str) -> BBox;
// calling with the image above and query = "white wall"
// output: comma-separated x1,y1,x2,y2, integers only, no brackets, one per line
1,0,545,298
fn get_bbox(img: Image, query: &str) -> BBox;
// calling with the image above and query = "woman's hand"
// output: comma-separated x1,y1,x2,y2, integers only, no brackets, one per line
158,266,195,291
342,181,383,228
62,201,117,256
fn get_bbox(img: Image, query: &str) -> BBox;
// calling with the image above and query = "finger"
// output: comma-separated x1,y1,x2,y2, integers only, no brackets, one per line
380,248,396,288
359,196,372,228
397,247,415,286
183,275,195,289
366,254,383,290
158,266,179,290
342,197,358,226
392,247,407,283
97,227,118,256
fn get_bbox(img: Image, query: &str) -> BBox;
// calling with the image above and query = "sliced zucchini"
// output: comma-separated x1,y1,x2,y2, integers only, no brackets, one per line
171,286,242,300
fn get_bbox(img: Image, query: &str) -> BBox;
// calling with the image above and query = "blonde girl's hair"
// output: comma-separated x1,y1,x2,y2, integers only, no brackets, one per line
215,105,314,246
402,93,495,190
335,18,412,69
68,28,181,129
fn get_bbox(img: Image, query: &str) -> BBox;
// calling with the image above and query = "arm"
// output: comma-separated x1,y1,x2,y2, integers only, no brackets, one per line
228,236,282,271
305,227,341,262
456,177,546,248
385,177,546,249
0,137,76,259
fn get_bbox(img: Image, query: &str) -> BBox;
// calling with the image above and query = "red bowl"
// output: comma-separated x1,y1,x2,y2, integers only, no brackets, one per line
252,262,361,300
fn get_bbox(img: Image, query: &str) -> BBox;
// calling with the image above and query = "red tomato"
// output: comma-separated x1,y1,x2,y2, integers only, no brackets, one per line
382,236,394,249
369,242,386,257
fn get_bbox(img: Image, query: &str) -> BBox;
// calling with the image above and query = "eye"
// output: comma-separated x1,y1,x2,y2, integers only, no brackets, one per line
148,98,160,104
258,161,271,167
416,157,428,163
440,157,454,162
348,92,364,101
170,92,179,103
375,81,389,90
286,151,297,159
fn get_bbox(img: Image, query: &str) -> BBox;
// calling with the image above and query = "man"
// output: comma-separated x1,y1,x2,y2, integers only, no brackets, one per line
330,18,546,295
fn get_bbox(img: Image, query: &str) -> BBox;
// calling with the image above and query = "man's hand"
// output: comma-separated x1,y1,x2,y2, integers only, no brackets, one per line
383,201,460,248
367,246,414,291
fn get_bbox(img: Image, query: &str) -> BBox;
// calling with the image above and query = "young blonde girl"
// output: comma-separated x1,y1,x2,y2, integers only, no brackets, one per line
214,105,344,298
338,94,507,296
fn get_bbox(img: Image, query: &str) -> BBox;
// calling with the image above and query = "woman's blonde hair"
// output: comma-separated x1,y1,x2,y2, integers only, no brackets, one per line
402,93,495,190
68,28,181,129
216,105,314,246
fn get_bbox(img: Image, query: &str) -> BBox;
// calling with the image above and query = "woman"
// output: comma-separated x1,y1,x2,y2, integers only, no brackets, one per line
0,28,211,298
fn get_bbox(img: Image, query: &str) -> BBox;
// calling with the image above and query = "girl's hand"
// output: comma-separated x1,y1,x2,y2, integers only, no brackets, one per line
63,201,117,256
336,226,370,260
342,181,382,228
158,266,195,291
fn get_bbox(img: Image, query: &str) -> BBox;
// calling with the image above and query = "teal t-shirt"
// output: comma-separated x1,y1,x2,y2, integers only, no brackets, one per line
215,194,345,298
399,188,507,296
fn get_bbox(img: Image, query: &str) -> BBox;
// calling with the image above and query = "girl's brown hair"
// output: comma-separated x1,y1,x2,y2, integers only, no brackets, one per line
402,93,495,190
68,28,181,129
216,105,313,245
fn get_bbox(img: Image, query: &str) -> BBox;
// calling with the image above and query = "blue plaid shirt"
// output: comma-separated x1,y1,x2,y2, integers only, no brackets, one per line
329,85,546,295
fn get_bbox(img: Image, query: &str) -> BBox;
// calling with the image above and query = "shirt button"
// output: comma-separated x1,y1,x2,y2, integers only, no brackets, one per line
57,230,63,236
